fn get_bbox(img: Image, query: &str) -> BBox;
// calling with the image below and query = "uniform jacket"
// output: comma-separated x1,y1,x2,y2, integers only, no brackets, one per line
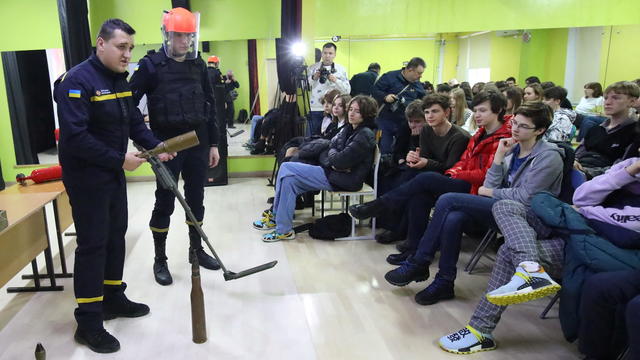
372,69,426,124
54,54,160,188
320,124,376,191
445,119,512,194
484,140,564,205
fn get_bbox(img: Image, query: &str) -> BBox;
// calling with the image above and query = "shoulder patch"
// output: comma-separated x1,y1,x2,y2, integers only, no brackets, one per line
68,89,81,98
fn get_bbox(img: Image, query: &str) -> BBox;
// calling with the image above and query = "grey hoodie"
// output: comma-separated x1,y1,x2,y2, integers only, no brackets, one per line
483,140,564,205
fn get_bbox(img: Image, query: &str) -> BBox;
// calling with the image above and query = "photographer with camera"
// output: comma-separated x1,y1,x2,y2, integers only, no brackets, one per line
307,42,350,136
373,57,427,154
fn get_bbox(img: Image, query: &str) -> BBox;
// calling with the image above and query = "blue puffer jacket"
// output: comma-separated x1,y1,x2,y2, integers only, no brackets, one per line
531,192,640,342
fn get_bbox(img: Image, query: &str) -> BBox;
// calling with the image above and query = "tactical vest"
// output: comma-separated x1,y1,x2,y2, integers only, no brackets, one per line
145,50,210,133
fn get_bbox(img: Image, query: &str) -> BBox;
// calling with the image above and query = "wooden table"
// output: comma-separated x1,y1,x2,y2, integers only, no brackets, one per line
0,181,72,292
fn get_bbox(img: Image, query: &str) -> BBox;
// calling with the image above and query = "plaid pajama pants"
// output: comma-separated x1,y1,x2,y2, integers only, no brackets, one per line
469,200,565,334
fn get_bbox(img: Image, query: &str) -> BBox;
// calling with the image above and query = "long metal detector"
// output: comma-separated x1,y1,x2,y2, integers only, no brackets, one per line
137,140,277,281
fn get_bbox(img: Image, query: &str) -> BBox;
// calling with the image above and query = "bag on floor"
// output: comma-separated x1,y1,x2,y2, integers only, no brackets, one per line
309,213,351,240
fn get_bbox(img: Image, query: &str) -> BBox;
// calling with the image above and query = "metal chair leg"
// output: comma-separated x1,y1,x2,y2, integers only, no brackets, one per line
540,292,560,319
465,230,497,274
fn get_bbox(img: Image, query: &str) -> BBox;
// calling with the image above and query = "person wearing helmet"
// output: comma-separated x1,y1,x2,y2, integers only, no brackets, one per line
130,7,221,286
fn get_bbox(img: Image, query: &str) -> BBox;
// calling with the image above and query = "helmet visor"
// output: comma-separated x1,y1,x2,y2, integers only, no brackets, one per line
162,12,200,60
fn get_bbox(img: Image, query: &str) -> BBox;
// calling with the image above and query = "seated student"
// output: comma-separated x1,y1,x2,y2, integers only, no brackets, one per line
579,270,640,360
253,95,377,242
319,89,343,137
505,77,517,87
377,95,470,243
542,86,576,143
450,88,475,134
575,82,605,141
525,76,540,86
381,102,563,305
349,90,511,263
575,81,639,179
471,82,485,96
437,83,452,96
438,154,640,355
523,83,544,102
503,86,523,116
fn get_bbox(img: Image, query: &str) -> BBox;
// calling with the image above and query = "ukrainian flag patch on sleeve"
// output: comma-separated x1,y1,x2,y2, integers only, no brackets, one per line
68,89,81,98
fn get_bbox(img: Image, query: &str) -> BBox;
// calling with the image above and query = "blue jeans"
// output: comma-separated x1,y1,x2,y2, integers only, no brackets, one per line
577,115,607,141
414,193,499,281
250,115,263,144
380,172,471,253
376,119,399,154
273,162,332,233
307,111,325,137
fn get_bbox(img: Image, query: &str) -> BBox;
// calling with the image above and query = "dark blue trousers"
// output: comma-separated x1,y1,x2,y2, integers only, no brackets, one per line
380,172,471,253
414,193,498,281
67,181,127,330
579,270,640,360
149,143,208,231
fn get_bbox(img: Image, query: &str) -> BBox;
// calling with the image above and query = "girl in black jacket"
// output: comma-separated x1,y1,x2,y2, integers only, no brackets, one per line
254,95,377,242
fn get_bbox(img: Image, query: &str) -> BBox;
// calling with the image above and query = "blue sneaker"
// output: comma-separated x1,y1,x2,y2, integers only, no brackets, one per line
384,258,429,286
253,210,276,231
262,230,295,243
486,262,560,306
439,325,496,354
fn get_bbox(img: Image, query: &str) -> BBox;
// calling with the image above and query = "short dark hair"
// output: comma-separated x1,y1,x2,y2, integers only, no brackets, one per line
347,95,378,123
436,83,451,93
368,62,380,72
515,102,554,139
423,81,434,92
422,93,451,112
322,42,337,51
98,18,135,41
472,90,507,122
495,81,508,91
584,82,603,98
544,86,568,101
525,76,541,85
406,57,426,69
405,100,425,120
541,81,555,90
506,77,516,83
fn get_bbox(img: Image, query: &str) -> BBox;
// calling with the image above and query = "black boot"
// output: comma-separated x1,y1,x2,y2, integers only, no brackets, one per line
103,282,150,320
153,232,173,285
348,199,387,220
189,226,221,270
74,328,120,353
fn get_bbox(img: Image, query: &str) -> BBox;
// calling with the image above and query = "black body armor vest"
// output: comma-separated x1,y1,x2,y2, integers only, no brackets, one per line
145,51,210,133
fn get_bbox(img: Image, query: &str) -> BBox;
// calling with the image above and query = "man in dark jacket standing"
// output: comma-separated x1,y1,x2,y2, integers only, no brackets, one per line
54,19,175,353
350,62,380,96
129,7,221,286
373,57,427,154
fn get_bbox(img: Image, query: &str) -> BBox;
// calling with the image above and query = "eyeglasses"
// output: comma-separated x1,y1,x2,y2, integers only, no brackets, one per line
510,119,537,130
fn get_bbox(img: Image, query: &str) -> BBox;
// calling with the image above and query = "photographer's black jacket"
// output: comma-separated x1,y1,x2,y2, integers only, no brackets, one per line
372,69,426,124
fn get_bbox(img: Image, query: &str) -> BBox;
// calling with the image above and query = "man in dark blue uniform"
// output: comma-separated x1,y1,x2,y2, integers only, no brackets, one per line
373,57,427,154
54,19,175,353
129,7,221,286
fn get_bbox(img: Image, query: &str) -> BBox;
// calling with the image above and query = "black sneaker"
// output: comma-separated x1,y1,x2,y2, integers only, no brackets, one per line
415,276,455,305
386,251,411,265
396,240,410,253
190,248,221,270
103,283,150,320
384,259,429,286
153,260,173,286
74,328,120,353
348,199,387,220
376,230,403,244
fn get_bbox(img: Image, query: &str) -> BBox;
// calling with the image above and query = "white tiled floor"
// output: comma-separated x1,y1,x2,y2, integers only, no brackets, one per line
0,178,581,359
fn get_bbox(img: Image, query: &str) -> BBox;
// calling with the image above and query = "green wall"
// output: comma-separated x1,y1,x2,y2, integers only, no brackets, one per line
601,24,640,85
518,29,568,86
315,0,640,37
490,33,522,82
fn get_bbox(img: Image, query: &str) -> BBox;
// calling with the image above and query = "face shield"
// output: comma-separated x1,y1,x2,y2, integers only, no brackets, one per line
161,8,200,60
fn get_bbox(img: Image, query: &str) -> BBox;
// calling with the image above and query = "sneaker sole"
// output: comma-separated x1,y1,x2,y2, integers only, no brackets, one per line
252,224,276,231
438,342,496,355
384,274,428,287
486,284,561,306
262,233,296,243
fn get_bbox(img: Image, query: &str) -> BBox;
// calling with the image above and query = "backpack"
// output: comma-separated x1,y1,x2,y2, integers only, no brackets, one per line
549,141,576,203
309,213,352,240
236,109,248,123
